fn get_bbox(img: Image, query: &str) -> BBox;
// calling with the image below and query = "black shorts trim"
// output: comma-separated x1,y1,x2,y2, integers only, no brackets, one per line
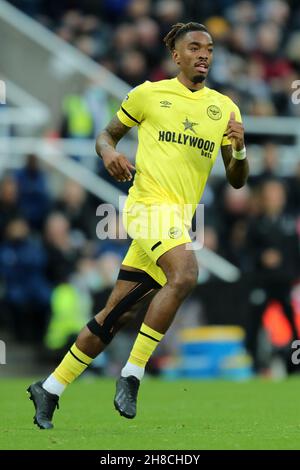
118,269,160,288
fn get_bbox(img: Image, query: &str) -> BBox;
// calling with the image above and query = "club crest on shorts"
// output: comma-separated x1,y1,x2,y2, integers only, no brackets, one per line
168,226,182,239
207,105,222,120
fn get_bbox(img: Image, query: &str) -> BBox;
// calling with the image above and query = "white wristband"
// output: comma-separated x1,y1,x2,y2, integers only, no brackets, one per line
232,146,246,160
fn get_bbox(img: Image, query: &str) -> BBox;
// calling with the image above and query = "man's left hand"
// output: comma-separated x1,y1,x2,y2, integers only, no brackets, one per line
227,112,244,151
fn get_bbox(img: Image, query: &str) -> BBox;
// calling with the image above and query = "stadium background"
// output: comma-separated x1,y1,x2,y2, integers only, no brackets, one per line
1,0,300,383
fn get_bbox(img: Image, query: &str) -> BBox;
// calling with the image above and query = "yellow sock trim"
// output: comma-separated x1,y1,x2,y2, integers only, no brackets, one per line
128,322,164,368
141,323,164,341
71,344,93,365
53,343,93,386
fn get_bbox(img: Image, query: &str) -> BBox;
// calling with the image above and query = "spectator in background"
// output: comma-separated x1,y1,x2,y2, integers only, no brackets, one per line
0,217,51,342
117,50,148,87
286,161,300,215
44,212,80,285
112,23,138,55
125,0,151,21
196,225,222,283
44,256,97,359
246,179,300,371
249,142,281,188
78,14,111,60
60,94,94,158
96,213,130,284
60,91,95,163
15,154,51,231
0,174,21,241
218,184,250,265
84,83,116,139
102,0,131,24
59,9,84,34
135,17,162,69
54,179,96,241
259,142,280,181
150,54,178,81
155,0,184,38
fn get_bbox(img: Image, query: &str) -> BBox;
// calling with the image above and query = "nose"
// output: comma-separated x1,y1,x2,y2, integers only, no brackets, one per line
198,48,209,60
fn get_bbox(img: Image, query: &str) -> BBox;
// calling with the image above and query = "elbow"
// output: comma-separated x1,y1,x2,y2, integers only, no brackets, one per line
227,173,249,189
226,158,249,189
229,179,247,189
227,167,249,189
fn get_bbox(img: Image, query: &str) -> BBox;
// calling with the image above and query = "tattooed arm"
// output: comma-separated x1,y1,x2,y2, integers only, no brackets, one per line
96,115,135,182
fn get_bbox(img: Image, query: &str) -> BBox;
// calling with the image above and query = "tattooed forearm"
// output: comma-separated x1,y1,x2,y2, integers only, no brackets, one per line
96,115,130,159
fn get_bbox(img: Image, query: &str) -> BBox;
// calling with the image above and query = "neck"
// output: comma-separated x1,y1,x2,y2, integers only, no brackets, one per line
177,72,205,91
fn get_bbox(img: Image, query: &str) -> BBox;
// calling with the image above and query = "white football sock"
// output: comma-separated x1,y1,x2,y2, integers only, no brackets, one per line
121,362,144,381
42,374,66,397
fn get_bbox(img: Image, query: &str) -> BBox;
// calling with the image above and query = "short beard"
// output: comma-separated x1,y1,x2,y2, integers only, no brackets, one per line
192,75,206,84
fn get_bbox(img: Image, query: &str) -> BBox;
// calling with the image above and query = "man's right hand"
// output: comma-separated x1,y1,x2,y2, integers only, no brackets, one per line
103,151,135,182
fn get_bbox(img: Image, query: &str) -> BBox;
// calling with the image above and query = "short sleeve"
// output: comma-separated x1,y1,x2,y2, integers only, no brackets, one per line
221,102,243,147
117,83,147,128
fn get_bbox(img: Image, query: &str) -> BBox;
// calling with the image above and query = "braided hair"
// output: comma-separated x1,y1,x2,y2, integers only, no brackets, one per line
163,22,209,52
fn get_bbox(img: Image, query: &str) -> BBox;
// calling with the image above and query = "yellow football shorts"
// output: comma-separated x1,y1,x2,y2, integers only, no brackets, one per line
121,199,192,286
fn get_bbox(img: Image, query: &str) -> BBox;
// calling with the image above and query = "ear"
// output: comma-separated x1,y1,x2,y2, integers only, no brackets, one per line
172,49,180,65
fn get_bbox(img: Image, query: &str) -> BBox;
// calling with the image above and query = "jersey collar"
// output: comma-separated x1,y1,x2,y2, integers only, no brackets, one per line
173,77,208,98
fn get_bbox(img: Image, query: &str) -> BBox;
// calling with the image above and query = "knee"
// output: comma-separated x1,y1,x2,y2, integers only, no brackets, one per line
168,268,198,295
114,310,135,331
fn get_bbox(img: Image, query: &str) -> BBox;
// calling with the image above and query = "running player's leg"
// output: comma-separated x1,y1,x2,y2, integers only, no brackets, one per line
143,244,198,331
115,243,198,418
27,264,159,429
76,265,153,357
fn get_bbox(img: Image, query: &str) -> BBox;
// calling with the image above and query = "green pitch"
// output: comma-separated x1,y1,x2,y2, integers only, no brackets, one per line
1,377,300,450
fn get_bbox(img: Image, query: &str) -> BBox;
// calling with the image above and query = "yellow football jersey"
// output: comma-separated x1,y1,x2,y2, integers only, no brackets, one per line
117,77,242,213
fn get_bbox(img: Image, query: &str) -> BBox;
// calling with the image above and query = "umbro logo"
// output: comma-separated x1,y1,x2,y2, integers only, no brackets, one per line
160,100,172,108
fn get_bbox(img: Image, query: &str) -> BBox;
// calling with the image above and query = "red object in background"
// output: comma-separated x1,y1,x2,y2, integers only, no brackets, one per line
44,130,59,139
263,59,293,81
263,286,300,347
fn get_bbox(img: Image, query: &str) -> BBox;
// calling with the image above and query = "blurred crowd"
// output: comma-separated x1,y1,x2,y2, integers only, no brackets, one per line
10,0,300,117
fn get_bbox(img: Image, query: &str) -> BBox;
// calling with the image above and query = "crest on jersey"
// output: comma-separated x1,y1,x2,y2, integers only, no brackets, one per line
168,226,183,239
207,105,222,120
